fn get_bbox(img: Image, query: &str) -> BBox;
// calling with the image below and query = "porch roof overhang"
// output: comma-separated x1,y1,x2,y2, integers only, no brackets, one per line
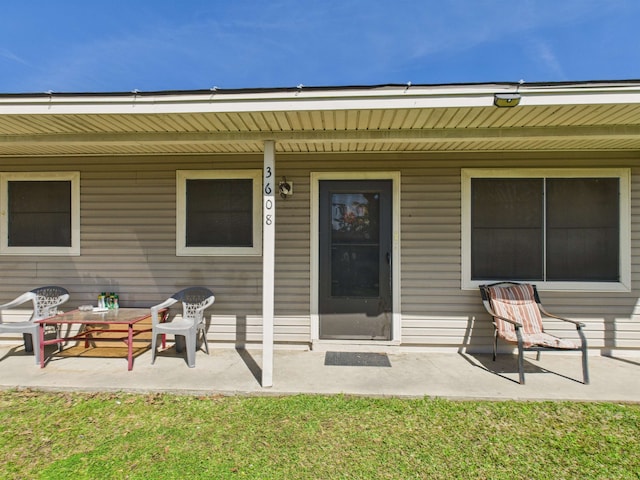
1,80,640,156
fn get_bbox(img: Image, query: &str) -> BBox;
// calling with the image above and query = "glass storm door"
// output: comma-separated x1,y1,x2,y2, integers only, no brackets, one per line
319,180,392,340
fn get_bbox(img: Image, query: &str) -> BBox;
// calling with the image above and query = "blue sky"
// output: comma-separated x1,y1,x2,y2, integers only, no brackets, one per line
1,0,639,93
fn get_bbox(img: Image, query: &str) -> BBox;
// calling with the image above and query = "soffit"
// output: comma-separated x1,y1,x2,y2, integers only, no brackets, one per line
1,89,640,156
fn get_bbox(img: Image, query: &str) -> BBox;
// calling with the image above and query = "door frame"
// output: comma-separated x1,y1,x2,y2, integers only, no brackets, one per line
310,171,401,347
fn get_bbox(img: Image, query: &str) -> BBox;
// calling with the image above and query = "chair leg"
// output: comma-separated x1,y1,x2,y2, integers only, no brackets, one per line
513,327,526,385
517,344,525,385
582,347,590,385
576,327,589,385
199,326,209,355
31,332,41,366
492,331,497,361
55,325,64,352
151,332,158,365
23,332,34,352
186,332,196,368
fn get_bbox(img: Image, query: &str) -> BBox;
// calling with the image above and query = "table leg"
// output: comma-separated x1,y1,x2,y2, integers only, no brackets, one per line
39,324,46,368
127,324,134,371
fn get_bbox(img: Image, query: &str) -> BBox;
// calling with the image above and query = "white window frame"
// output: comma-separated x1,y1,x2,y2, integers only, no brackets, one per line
461,168,631,292
0,171,80,256
176,169,262,256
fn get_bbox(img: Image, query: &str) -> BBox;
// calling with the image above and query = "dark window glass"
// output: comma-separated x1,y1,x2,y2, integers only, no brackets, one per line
185,179,253,247
471,177,620,283
546,178,619,281
8,181,72,247
330,192,381,297
471,178,543,280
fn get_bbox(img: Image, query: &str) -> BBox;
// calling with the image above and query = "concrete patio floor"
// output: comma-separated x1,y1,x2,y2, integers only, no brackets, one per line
0,342,639,402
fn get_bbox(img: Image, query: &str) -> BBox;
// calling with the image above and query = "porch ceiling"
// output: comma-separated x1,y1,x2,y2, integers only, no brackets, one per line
1,82,640,156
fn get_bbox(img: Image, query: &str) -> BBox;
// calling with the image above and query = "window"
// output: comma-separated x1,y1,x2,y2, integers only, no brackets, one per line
176,170,262,256
1,172,80,256
462,169,630,291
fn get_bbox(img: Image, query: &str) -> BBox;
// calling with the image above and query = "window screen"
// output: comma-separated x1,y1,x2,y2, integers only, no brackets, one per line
470,177,619,282
546,178,619,281
8,180,72,247
185,178,253,248
471,178,543,280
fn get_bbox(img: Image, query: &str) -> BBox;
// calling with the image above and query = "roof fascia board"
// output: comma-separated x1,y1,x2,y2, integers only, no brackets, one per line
0,93,492,115
1,84,640,115
521,92,640,107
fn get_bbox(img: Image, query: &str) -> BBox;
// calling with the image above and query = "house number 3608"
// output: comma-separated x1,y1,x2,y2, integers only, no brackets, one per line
264,166,274,225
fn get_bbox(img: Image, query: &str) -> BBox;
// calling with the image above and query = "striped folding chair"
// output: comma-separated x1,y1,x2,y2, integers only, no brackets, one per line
479,282,589,385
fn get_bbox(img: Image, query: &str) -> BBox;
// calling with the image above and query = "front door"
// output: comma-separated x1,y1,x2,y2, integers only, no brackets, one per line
318,180,392,340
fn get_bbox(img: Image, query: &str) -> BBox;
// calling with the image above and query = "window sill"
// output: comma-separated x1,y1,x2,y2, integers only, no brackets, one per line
463,280,631,293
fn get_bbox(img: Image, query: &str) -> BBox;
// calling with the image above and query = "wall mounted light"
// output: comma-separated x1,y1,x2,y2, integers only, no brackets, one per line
279,177,293,198
493,93,521,108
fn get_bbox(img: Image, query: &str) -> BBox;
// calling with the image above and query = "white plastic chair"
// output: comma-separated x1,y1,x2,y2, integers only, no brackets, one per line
150,287,215,368
0,286,70,364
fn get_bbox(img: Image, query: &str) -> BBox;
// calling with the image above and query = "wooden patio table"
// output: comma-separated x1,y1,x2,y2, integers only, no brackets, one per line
36,307,167,371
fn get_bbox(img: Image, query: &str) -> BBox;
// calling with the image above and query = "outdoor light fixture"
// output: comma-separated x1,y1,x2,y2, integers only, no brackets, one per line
493,93,521,108
279,177,293,198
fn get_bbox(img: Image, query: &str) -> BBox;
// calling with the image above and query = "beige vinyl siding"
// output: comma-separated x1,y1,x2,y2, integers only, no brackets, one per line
396,153,640,354
1,152,639,353
0,156,267,345
400,167,475,348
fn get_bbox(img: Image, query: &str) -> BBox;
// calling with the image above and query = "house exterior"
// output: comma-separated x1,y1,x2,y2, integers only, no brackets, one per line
1,81,639,385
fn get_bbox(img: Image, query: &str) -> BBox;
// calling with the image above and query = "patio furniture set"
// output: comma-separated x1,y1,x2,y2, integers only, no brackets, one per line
0,286,215,370
0,283,588,384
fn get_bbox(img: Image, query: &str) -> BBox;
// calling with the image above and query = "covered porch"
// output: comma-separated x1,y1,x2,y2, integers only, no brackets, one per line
1,81,640,388
1,341,639,401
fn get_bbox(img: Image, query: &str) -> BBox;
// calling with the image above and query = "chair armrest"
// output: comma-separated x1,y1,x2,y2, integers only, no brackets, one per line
537,305,585,328
150,298,177,325
196,295,215,314
56,294,70,307
0,292,35,311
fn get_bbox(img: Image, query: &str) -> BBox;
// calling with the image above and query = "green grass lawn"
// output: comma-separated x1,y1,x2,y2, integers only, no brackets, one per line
1,390,638,479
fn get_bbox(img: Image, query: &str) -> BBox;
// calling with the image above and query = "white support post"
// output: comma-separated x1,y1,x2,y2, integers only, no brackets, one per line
262,140,275,387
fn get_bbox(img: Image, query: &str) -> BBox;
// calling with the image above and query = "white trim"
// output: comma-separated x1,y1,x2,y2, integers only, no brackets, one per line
2,83,640,115
0,94,493,115
261,141,275,388
0,171,80,256
176,169,262,256
310,171,401,345
461,168,631,292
